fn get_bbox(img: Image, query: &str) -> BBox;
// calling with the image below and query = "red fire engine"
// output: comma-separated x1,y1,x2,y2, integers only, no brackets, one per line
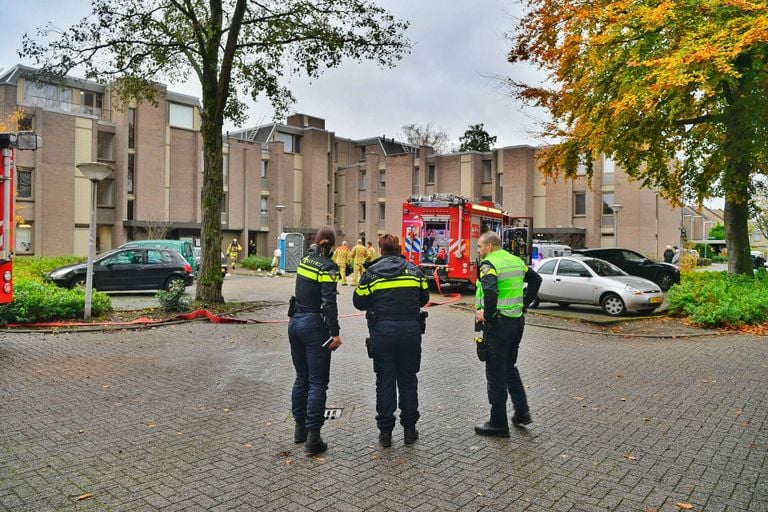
402,194,532,287
0,132,41,304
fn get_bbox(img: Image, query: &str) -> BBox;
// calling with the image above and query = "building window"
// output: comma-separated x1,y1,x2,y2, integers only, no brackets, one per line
276,132,301,153
359,202,367,222
221,193,228,224
482,160,492,183
223,153,229,187
427,164,435,184
128,108,136,149
379,171,386,189
603,156,615,174
576,162,587,176
261,160,268,178
601,192,615,226
481,195,492,202
574,192,586,216
24,81,72,111
127,154,135,194
359,170,367,190
80,90,103,116
412,167,420,194
97,132,114,161
169,102,194,129
378,203,386,219
97,179,115,207
16,168,33,200
260,197,268,215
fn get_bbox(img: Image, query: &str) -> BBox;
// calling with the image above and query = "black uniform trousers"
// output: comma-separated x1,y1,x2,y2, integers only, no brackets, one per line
370,319,422,433
288,312,332,430
484,315,529,427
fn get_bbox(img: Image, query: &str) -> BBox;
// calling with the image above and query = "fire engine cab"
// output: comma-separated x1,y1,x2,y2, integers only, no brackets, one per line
0,131,41,304
402,194,532,287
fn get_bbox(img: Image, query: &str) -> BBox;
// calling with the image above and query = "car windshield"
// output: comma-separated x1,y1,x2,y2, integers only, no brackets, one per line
621,250,648,264
584,258,627,277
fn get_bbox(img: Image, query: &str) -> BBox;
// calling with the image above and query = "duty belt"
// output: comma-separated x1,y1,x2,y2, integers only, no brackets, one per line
295,303,321,313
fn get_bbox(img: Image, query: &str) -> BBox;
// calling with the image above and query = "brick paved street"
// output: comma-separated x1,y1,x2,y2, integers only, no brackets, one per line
1,274,766,511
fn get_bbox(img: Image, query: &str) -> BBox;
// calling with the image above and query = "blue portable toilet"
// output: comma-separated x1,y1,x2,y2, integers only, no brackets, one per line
279,233,304,272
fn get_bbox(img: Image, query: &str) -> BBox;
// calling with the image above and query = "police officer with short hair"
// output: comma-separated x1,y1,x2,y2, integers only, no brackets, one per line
288,226,343,455
474,231,541,437
353,234,429,448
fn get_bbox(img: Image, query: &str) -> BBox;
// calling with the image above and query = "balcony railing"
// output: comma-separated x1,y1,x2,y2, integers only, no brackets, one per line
22,95,112,122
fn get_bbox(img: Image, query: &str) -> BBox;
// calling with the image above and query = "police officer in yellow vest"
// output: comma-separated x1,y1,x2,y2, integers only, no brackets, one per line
474,231,541,437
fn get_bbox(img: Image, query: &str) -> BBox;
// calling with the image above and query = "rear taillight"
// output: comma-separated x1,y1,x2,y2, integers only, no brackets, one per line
184,264,192,273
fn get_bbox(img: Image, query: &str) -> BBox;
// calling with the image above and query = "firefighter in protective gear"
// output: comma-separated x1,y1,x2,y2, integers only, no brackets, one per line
365,241,378,263
227,238,242,269
473,231,541,438
353,234,429,448
350,239,367,286
288,226,343,456
333,241,351,285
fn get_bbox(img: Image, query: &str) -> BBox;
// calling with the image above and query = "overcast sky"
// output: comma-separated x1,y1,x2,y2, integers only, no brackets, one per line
0,0,548,149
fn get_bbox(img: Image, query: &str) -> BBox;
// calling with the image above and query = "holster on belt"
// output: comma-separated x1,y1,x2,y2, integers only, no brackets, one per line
474,319,487,362
419,310,428,334
287,296,296,318
365,337,373,359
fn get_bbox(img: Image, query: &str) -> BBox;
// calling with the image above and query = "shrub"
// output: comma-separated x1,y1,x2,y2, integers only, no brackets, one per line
0,277,112,324
678,251,699,273
155,280,192,312
667,271,768,328
14,255,85,281
242,254,273,271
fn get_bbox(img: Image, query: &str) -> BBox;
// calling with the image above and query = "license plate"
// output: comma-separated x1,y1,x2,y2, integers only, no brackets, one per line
649,296,663,304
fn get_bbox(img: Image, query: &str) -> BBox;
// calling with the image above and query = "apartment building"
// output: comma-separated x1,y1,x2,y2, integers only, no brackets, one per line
1,65,693,261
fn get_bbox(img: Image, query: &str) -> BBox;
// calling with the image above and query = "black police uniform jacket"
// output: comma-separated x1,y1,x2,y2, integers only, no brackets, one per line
353,255,429,317
294,246,340,336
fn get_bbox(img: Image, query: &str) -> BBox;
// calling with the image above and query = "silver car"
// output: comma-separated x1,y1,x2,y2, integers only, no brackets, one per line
532,256,664,316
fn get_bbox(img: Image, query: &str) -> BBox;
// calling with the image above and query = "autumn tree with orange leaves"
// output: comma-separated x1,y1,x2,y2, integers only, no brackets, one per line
507,0,768,275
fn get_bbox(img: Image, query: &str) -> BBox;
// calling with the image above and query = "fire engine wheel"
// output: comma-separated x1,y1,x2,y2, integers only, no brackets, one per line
69,276,87,289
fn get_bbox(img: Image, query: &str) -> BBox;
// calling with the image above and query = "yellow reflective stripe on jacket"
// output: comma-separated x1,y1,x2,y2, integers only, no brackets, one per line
355,275,426,296
297,262,336,283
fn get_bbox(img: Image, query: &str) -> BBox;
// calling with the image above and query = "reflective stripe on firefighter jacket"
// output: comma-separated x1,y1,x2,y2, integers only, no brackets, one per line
294,248,340,336
475,249,527,319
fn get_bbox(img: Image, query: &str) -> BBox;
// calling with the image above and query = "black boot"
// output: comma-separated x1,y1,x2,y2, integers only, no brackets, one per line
379,431,392,448
294,421,308,443
511,412,532,427
404,426,419,445
305,429,327,455
474,421,510,438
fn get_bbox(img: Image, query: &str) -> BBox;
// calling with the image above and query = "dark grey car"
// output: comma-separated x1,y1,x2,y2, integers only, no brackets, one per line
46,248,194,291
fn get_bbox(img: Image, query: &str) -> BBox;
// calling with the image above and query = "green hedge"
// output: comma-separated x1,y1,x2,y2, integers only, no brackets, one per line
667,271,768,328
241,255,273,271
0,256,112,324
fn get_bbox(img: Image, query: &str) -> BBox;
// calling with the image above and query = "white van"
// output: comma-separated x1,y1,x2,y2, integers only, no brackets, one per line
532,243,572,266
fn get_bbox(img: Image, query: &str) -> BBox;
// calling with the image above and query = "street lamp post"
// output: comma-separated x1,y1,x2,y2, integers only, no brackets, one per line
275,204,286,241
610,204,624,248
76,162,113,320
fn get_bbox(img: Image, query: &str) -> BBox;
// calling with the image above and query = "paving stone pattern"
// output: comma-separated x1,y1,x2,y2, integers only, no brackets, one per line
1,276,767,511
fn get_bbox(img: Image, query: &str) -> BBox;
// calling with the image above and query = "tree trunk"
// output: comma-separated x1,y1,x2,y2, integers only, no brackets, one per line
195,101,225,303
722,94,753,276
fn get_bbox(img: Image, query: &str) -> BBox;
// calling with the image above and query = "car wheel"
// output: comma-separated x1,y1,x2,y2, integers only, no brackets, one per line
601,293,626,316
529,296,540,309
656,271,674,291
164,276,186,291
557,302,570,308
69,276,86,289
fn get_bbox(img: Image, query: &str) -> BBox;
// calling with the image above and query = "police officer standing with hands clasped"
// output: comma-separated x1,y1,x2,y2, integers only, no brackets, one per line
288,226,343,455
474,231,541,437
354,234,429,448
